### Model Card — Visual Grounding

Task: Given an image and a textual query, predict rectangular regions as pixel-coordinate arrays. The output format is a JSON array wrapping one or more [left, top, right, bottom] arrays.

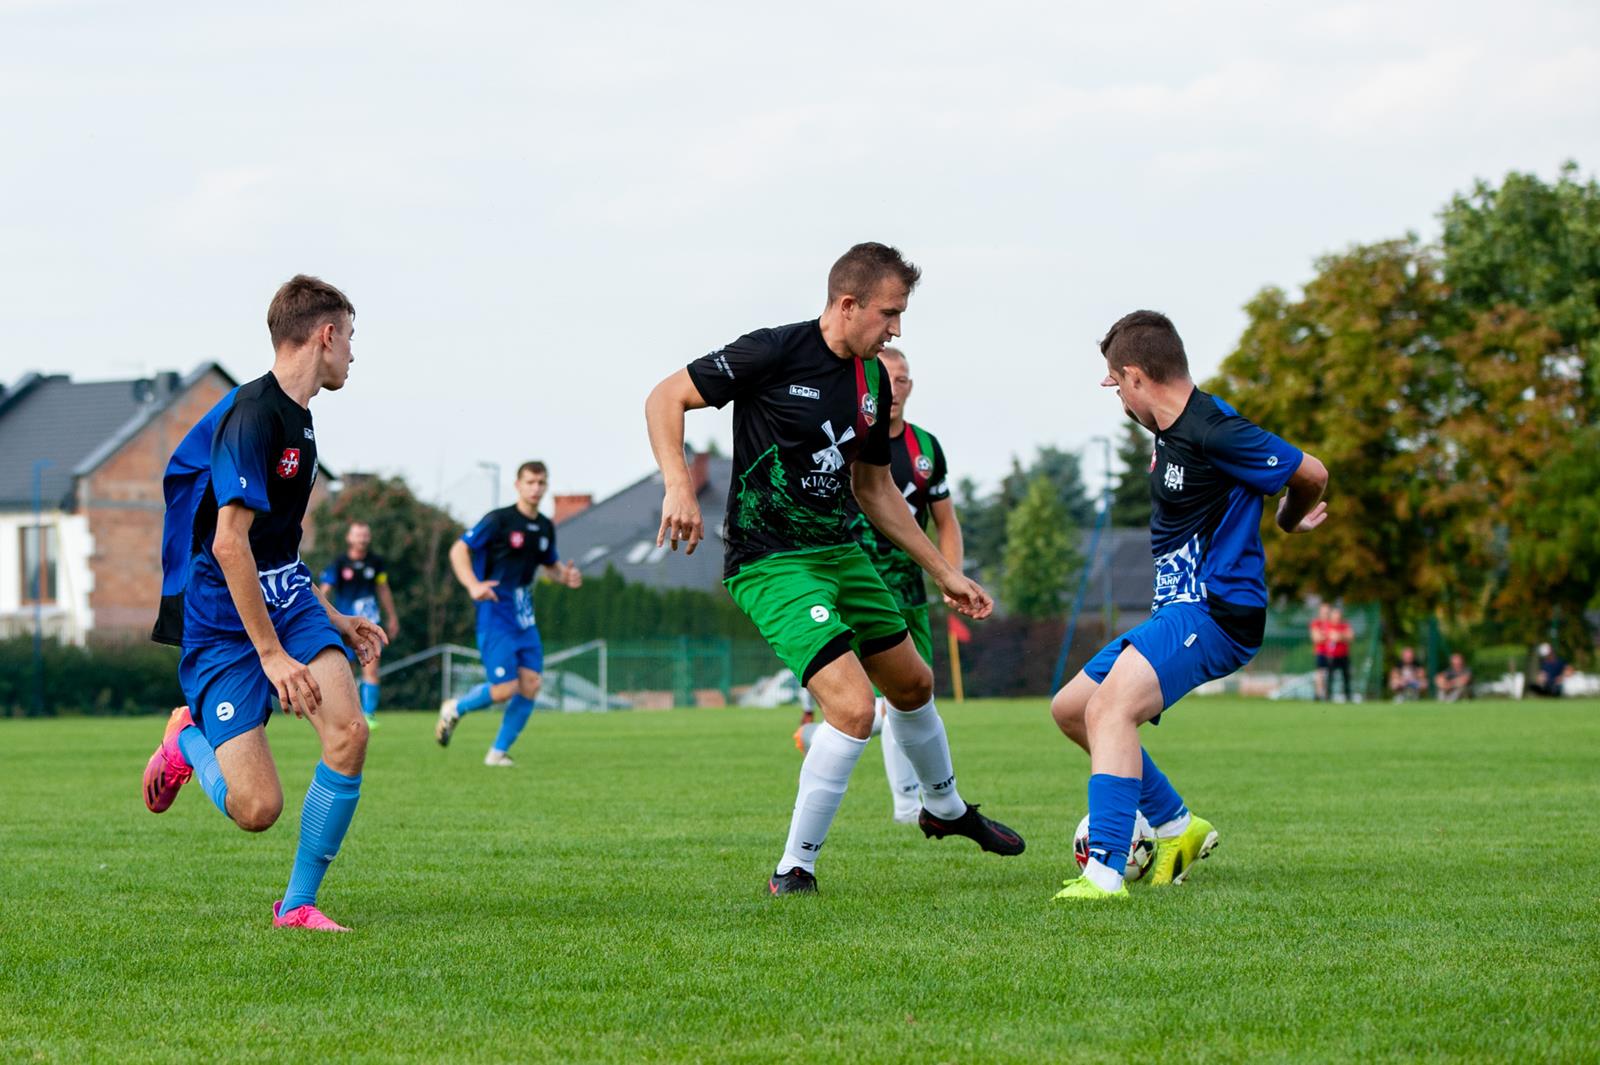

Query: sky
[[3, 1, 1597, 520]]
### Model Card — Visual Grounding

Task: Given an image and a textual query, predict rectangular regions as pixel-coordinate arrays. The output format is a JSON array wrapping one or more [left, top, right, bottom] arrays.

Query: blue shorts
[[479, 623, 543, 683], [178, 599, 347, 747], [1084, 601, 1258, 719]]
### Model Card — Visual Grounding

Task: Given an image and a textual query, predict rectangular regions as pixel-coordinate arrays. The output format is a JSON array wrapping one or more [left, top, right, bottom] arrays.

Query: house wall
[[79, 369, 331, 642], [0, 510, 92, 644]]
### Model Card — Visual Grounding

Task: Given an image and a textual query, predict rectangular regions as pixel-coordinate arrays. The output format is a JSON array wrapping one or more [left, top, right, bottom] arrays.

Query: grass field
[[3, 697, 1598, 1063]]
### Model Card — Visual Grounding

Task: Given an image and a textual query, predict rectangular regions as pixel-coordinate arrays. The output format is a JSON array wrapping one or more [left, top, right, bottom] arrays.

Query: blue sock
[[359, 682, 379, 716], [177, 726, 230, 818], [457, 682, 494, 713], [1087, 773, 1142, 873], [1139, 748, 1187, 828], [493, 695, 534, 754], [282, 762, 362, 912]]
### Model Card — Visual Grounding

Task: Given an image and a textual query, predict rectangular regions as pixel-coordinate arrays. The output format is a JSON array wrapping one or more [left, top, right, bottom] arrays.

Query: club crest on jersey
[[1148, 448, 1157, 473], [914, 455, 933, 475], [509, 531, 526, 549], [277, 448, 301, 479], [1164, 462, 1185, 492], [860, 392, 878, 426], [341, 567, 354, 581]]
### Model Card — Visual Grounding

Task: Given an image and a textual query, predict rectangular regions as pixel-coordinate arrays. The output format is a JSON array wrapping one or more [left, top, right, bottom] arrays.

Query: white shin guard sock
[[886, 699, 965, 819], [877, 704, 923, 818], [778, 722, 868, 874]]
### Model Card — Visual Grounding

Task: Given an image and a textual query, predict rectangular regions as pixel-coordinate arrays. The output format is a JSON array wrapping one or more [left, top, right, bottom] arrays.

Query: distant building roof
[[0, 367, 221, 509], [557, 452, 733, 592], [1082, 525, 1157, 611]]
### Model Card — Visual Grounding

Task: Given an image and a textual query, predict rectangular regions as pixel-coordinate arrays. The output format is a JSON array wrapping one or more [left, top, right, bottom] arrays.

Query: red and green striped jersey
[[687, 319, 892, 577]]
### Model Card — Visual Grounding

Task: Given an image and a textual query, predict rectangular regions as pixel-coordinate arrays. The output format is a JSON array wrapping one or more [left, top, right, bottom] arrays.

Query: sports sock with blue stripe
[[456, 682, 493, 713], [359, 682, 379, 716], [493, 695, 534, 753], [177, 725, 230, 818], [281, 761, 362, 912], [1086, 773, 1141, 885], [1139, 747, 1187, 829]]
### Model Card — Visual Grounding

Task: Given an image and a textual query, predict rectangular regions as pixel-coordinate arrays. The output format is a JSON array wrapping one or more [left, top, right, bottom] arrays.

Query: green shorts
[[725, 543, 910, 683], [902, 603, 933, 667]]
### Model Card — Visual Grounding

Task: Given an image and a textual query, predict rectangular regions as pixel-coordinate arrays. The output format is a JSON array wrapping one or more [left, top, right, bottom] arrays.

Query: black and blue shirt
[[461, 506, 559, 632], [153, 372, 319, 646], [1145, 389, 1302, 647], [320, 553, 387, 623]]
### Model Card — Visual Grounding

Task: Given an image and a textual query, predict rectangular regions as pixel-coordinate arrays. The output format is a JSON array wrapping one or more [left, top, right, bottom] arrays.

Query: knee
[[519, 674, 542, 701], [830, 698, 876, 739], [1084, 688, 1135, 731], [322, 714, 369, 775], [233, 792, 283, 833], [880, 663, 933, 710], [1050, 687, 1085, 734]]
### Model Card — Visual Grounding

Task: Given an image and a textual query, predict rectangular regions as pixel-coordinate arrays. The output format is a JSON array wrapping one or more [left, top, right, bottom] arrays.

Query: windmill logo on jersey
[[811, 420, 855, 475], [277, 448, 300, 479]]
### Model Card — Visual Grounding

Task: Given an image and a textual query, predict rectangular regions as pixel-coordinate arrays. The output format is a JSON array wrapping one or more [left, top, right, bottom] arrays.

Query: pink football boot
[[272, 901, 352, 933], [142, 706, 196, 813]]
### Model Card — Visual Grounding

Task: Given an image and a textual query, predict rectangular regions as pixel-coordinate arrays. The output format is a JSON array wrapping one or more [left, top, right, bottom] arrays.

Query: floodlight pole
[[477, 461, 500, 510]]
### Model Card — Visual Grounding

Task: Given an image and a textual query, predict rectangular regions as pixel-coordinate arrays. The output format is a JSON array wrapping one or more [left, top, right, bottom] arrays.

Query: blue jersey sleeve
[[1203, 414, 1302, 496], [210, 401, 275, 512], [462, 512, 497, 551]]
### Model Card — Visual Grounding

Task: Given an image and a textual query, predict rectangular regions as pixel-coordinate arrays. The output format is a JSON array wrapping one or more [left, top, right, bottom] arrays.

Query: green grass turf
[[2, 698, 1598, 1063]]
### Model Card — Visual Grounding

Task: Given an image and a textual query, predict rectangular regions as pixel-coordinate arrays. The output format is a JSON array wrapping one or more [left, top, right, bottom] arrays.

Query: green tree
[[1110, 420, 1153, 527], [1001, 476, 1081, 620]]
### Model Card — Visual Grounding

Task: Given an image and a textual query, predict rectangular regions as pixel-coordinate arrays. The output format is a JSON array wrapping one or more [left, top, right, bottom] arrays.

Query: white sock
[[878, 704, 922, 818], [1154, 811, 1191, 839], [777, 722, 867, 874], [1083, 857, 1124, 892], [870, 695, 886, 737], [885, 698, 965, 820]]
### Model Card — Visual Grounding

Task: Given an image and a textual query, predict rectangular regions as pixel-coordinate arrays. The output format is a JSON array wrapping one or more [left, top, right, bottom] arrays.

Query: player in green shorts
[[645, 242, 1024, 896], [790, 346, 966, 825]]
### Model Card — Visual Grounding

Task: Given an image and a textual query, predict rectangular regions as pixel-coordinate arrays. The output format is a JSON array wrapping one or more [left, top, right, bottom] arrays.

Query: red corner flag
[[948, 614, 972, 644]]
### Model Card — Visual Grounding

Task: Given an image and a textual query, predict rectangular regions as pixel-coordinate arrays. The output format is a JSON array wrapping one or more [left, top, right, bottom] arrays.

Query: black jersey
[[687, 319, 891, 577], [461, 505, 559, 632], [847, 423, 951, 609], [154, 371, 320, 645], [1146, 389, 1302, 646], [320, 552, 387, 620]]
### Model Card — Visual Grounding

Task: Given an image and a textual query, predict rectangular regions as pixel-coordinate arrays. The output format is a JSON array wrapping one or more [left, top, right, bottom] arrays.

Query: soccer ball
[[1073, 812, 1157, 882]]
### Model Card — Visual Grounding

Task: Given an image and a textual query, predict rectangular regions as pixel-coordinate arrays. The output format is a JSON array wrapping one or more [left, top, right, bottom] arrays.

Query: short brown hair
[[267, 274, 354, 350], [879, 346, 909, 370], [1100, 310, 1189, 383], [827, 242, 921, 306], [517, 461, 548, 479]]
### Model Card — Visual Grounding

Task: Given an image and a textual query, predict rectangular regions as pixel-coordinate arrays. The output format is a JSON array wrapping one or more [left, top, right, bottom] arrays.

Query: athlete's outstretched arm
[[212, 502, 324, 715], [853, 462, 992, 619], [1276, 451, 1329, 533], [928, 496, 965, 575], [645, 368, 710, 554], [541, 561, 583, 588], [449, 539, 498, 601]]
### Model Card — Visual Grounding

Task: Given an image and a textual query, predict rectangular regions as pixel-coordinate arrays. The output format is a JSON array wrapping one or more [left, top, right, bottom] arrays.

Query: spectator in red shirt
[[1326, 607, 1354, 702], [1309, 603, 1332, 701]]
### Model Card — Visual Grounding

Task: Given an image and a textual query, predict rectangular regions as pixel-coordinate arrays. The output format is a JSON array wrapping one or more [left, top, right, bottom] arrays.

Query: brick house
[[0, 364, 331, 644]]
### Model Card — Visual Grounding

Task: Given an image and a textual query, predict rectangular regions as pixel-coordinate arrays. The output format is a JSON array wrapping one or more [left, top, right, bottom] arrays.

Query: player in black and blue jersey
[[1051, 310, 1329, 902], [140, 275, 386, 932], [434, 461, 582, 766], [319, 521, 399, 728]]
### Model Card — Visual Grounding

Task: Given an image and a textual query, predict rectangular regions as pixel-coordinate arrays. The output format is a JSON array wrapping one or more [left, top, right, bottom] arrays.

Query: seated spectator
[[1434, 653, 1472, 702], [1389, 647, 1426, 701], [1529, 643, 1574, 698]]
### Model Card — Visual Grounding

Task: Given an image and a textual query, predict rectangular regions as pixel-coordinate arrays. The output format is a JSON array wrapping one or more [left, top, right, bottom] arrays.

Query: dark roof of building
[[0, 366, 220, 509], [1078, 525, 1156, 611], [556, 454, 734, 592]]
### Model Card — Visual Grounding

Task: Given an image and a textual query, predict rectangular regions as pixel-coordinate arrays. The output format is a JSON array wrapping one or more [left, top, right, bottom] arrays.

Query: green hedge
[[0, 637, 183, 717]]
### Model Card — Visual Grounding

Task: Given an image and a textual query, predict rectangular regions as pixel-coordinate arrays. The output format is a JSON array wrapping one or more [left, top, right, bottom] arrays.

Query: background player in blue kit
[[435, 461, 582, 766], [140, 275, 386, 932], [319, 521, 400, 728], [1050, 310, 1328, 902]]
